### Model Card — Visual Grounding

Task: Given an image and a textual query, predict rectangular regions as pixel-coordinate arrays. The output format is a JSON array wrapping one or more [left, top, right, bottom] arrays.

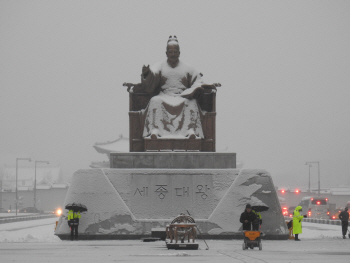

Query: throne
[[125, 83, 219, 152]]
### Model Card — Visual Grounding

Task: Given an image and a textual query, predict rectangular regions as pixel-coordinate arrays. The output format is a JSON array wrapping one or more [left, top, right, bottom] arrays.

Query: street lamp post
[[305, 163, 312, 193], [16, 158, 31, 216], [34, 161, 49, 209], [305, 161, 320, 196]]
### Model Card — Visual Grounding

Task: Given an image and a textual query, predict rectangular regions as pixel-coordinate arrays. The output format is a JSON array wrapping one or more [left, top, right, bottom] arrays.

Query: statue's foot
[[150, 129, 160, 139], [186, 129, 196, 139], [189, 134, 196, 139]]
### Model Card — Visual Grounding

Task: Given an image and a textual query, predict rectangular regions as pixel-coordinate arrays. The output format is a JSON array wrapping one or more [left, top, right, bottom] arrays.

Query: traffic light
[[295, 189, 300, 194]]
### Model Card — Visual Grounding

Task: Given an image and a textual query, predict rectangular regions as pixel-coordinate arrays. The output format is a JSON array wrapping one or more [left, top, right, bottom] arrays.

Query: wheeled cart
[[242, 231, 262, 250]]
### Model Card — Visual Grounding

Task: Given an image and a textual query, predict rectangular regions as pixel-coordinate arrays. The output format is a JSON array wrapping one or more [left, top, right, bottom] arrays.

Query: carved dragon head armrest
[[201, 83, 221, 93], [123, 82, 145, 93]]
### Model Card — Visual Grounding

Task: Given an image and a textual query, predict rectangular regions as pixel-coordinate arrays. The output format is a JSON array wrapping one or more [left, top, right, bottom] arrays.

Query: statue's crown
[[167, 35, 178, 45]]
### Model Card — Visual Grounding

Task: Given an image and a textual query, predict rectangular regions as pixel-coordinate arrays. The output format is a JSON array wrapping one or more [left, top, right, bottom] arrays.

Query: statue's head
[[166, 36, 180, 67]]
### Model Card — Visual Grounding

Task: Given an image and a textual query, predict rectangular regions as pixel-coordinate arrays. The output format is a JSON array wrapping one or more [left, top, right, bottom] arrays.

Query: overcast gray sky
[[1, 0, 349, 189]]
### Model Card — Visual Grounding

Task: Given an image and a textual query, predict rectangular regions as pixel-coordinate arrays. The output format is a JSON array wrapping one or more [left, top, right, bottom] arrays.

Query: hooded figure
[[240, 204, 258, 231], [293, 205, 307, 241]]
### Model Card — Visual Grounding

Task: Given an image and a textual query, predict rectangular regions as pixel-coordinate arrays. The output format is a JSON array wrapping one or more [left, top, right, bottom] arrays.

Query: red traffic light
[[295, 189, 300, 193], [281, 189, 285, 194]]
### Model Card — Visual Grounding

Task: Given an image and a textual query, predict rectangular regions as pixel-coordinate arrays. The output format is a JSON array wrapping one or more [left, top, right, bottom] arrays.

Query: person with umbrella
[[252, 205, 268, 231], [65, 203, 87, 241], [67, 209, 80, 240]]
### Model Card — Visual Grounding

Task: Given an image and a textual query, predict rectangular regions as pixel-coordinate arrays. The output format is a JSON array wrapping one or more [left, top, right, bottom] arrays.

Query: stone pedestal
[[55, 153, 288, 240], [110, 152, 236, 169]]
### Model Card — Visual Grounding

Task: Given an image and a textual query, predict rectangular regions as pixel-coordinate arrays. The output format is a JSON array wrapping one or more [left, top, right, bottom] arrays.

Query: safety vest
[[253, 210, 262, 219], [67, 210, 81, 221]]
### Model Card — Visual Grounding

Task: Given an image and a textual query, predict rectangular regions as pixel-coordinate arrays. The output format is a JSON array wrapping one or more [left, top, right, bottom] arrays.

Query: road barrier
[[303, 218, 343, 225], [285, 217, 343, 226], [0, 214, 57, 224]]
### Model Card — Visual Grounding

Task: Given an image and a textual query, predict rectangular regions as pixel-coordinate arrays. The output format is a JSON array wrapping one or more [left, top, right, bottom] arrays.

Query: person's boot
[[343, 236, 346, 239]]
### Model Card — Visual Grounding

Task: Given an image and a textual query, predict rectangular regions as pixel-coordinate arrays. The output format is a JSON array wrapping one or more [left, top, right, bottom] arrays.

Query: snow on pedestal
[[55, 168, 288, 240]]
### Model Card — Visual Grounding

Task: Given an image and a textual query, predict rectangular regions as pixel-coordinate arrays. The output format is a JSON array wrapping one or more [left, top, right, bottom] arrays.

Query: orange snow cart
[[242, 231, 262, 250]]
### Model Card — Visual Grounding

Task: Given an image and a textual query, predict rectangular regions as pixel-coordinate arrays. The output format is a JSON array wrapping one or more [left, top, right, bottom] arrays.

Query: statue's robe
[[140, 60, 204, 139]]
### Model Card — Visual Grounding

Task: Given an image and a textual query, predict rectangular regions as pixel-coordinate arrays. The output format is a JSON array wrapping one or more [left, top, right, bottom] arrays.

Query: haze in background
[[1, 0, 349, 188]]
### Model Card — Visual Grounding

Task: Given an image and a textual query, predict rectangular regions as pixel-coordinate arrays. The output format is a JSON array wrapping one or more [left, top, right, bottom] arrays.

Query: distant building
[[0, 164, 68, 211], [1, 165, 64, 191], [90, 134, 129, 168]]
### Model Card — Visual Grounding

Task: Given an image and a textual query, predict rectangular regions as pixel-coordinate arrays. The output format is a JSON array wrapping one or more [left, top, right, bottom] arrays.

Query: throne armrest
[[197, 90, 216, 112], [191, 83, 219, 112], [124, 82, 156, 111], [123, 82, 147, 93], [129, 92, 154, 111]]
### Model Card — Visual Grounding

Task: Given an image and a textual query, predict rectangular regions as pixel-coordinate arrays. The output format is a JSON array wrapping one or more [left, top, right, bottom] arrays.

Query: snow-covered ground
[[0, 218, 60, 243], [0, 212, 37, 218], [1, 218, 349, 262]]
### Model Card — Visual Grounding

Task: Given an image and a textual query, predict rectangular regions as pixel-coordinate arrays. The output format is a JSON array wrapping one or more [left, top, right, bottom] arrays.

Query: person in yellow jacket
[[293, 206, 307, 241], [67, 210, 81, 240], [252, 210, 262, 231]]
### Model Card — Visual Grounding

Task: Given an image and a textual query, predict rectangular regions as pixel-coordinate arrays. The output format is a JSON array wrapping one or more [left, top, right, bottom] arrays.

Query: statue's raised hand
[[142, 65, 150, 76]]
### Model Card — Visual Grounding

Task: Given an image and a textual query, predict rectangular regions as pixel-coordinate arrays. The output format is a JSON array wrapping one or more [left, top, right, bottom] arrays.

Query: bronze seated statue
[[124, 36, 220, 152]]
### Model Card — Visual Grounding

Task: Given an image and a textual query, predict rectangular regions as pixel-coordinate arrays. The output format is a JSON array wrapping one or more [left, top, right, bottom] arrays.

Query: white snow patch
[[250, 196, 269, 207], [0, 218, 60, 243], [99, 223, 137, 234], [208, 170, 264, 231]]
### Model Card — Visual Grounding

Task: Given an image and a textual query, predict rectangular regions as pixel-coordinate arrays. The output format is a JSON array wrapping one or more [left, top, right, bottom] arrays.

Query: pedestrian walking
[[338, 207, 349, 239]]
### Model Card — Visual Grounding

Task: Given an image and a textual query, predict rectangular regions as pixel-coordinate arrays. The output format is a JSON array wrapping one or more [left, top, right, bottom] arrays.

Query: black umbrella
[[65, 203, 87, 212], [252, 205, 269, 212]]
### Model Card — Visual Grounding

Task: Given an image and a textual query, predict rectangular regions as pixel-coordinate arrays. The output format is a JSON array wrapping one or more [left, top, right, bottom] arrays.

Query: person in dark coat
[[240, 204, 258, 231], [338, 207, 349, 239]]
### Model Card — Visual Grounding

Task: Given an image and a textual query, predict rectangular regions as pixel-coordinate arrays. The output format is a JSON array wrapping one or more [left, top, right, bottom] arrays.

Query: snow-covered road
[[0, 218, 349, 263]]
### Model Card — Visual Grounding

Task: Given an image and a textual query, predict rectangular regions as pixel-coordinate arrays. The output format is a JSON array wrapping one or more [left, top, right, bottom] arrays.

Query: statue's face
[[166, 45, 180, 64]]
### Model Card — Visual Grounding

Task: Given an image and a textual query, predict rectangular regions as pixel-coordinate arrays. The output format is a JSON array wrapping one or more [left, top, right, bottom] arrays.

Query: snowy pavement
[[0, 218, 349, 262], [0, 212, 36, 218]]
